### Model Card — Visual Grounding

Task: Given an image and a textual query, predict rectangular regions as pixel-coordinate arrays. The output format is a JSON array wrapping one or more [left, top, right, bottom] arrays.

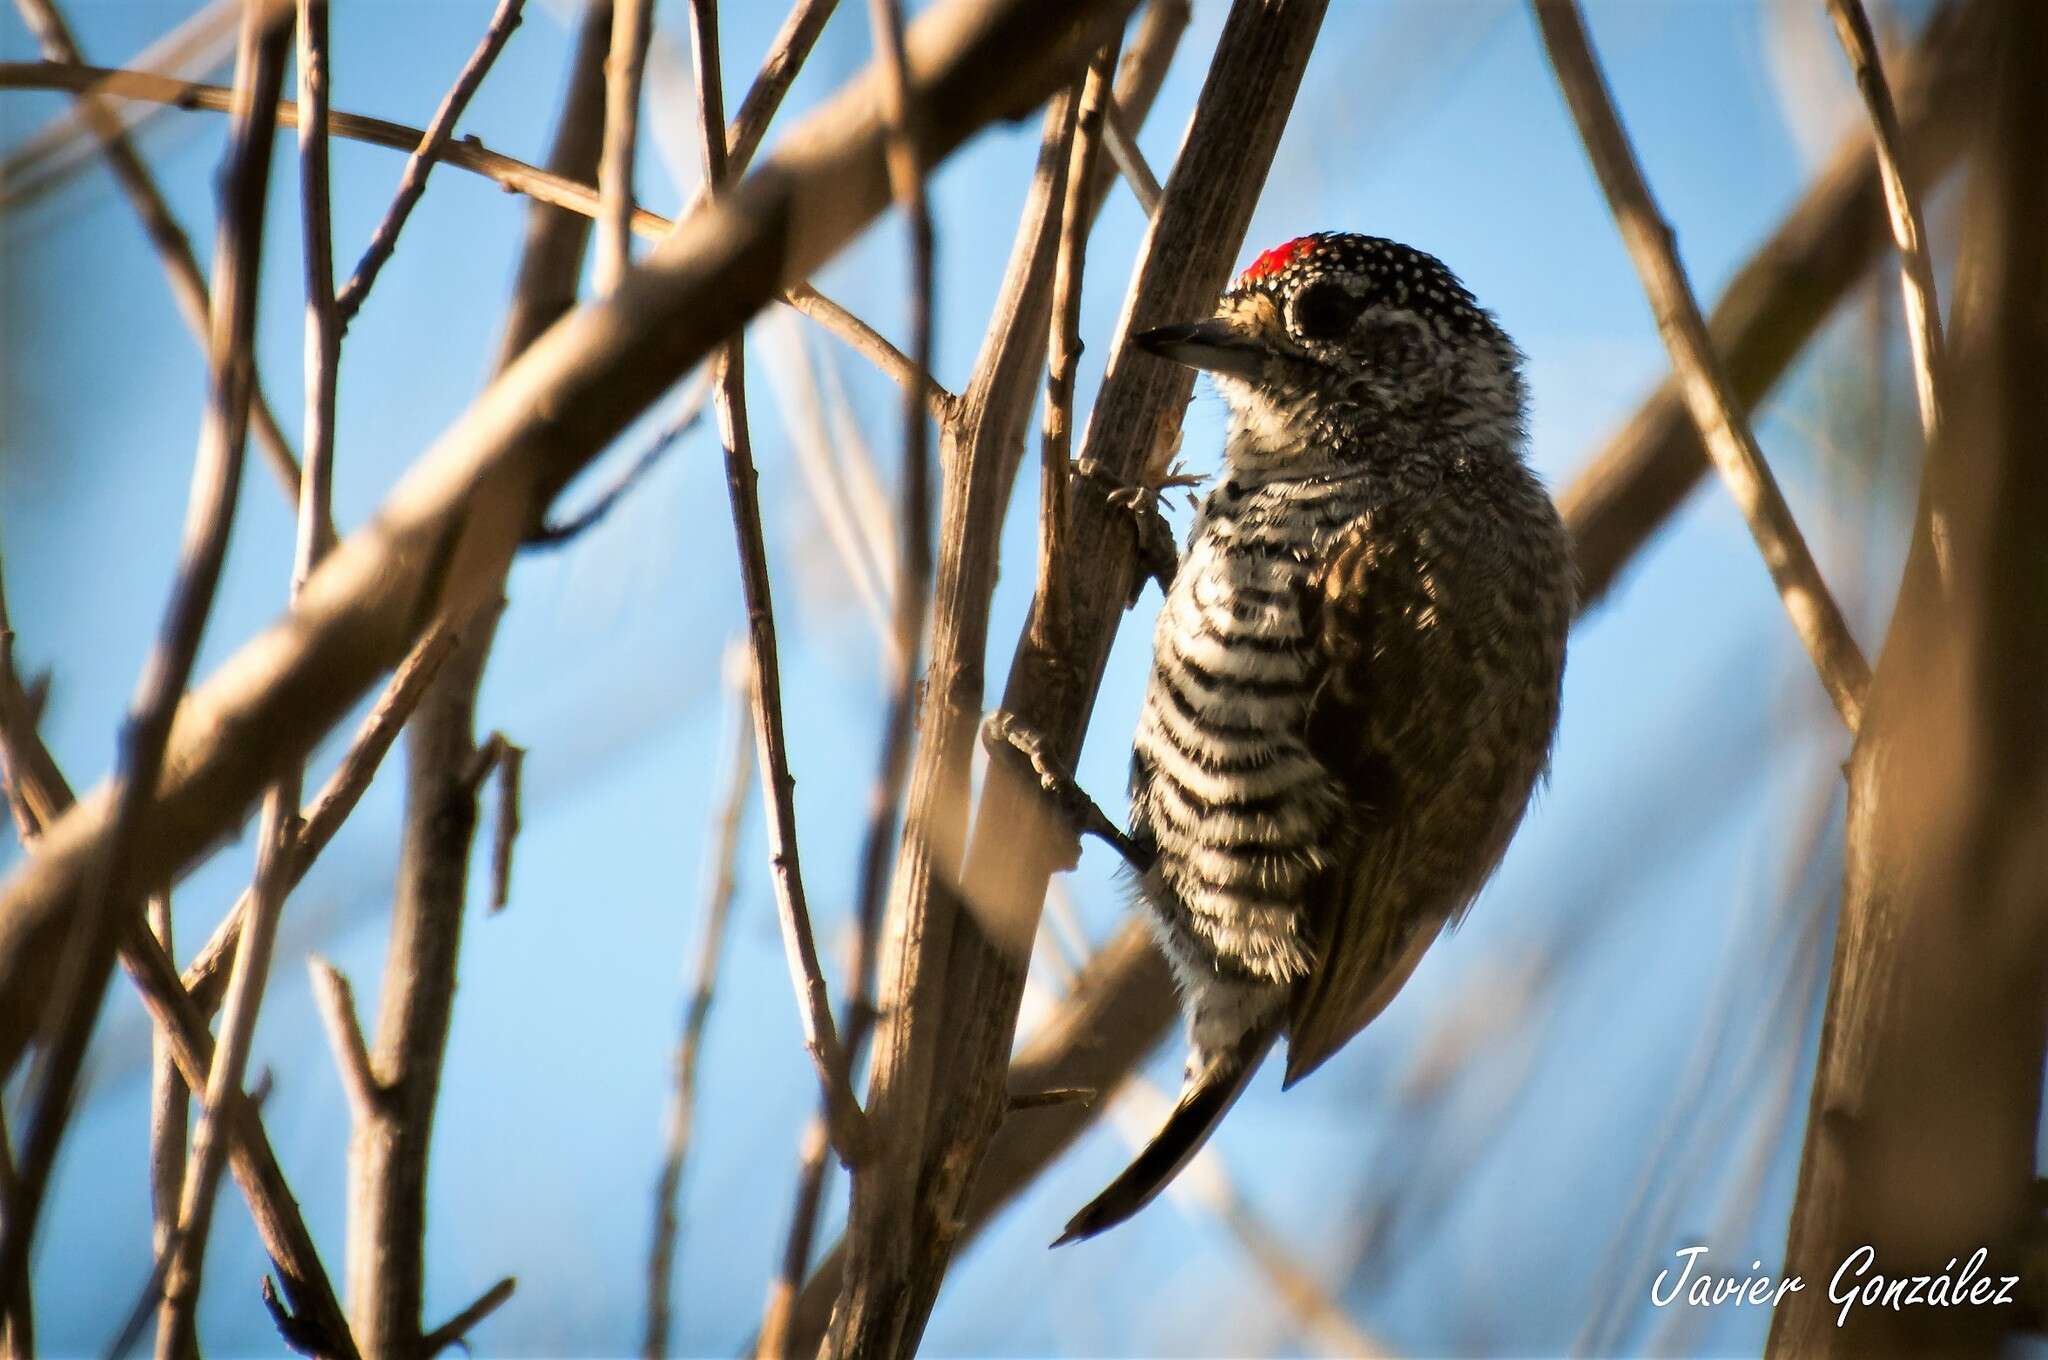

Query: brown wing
[[1282, 516, 1438, 1087]]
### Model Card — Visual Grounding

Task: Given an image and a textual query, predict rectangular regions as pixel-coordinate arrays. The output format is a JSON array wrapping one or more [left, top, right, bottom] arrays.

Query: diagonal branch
[[7, 0, 308, 514], [0, 4, 290, 1314], [1532, 0, 1871, 729], [1825, 0, 1946, 449], [333, 0, 525, 325], [781, 284, 956, 421]]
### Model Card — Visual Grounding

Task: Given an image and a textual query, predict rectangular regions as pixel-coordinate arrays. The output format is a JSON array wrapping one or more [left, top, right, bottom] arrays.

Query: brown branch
[[0, 6, 289, 1314], [141, 893, 187, 1360], [529, 371, 714, 547], [828, 5, 1323, 1351], [308, 956, 379, 1123], [718, 0, 841, 187], [1768, 2, 2048, 1351], [781, 284, 956, 422], [597, 0, 653, 294], [644, 645, 752, 1360], [333, 0, 525, 325], [1533, 0, 1871, 728], [420, 1277, 516, 1358], [1034, 46, 1117, 651], [0, 1106, 25, 1359], [180, 621, 462, 1015], [1101, 94, 1161, 215], [486, 740, 522, 913], [689, 0, 871, 1168], [1825, 0, 1947, 449], [6, 0, 308, 516], [295, 0, 338, 586]]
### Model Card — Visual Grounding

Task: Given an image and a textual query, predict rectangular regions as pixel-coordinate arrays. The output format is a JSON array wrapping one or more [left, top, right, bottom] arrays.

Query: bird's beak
[[1132, 318, 1269, 381]]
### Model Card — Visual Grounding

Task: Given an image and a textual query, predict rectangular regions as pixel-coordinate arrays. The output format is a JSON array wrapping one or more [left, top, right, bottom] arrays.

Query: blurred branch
[[597, 0, 652, 294], [689, 0, 872, 1169], [344, 3, 607, 1351], [1769, 2, 2048, 1351], [308, 957, 379, 1123], [681, 0, 842, 219], [527, 371, 714, 548], [334, 0, 525, 326], [0, 5, 289, 1317], [1034, 45, 1117, 650], [5, 0, 308, 515], [781, 284, 957, 422], [420, 1276, 516, 1358], [644, 645, 752, 1360], [1825, 0, 1946, 450], [1559, 0, 1984, 608], [829, 5, 1324, 1351], [1533, 0, 1871, 729], [180, 621, 461, 1013], [1101, 95, 1161, 216]]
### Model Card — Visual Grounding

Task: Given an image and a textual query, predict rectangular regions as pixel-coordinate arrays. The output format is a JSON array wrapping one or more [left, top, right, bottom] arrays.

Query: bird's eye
[[1287, 281, 1361, 342]]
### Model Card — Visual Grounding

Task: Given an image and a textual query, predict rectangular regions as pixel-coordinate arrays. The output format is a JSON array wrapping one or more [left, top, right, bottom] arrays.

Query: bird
[[1057, 232, 1574, 1244]]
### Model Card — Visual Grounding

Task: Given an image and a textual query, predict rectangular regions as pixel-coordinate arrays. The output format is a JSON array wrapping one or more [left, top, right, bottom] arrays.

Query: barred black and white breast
[[1061, 232, 1574, 1244]]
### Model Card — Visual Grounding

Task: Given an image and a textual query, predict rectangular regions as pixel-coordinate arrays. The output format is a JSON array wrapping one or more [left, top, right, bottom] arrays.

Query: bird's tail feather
[[1053, 1025, 1279, 1246]]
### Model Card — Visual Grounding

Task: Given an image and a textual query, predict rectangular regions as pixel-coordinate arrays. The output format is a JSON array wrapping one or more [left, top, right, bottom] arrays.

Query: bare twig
[[1035, 45, 1118, 650], [295, 0, 339, 577], [1533, 0, 1872, 728], [140, 894, 186, 1360], [0, 5, 289, 1311], [644, 644, 752, 1360], [681, 0, 842, 219], [757, 1116, 832, 1359], [781, 284, 956, 422], [687, 0, 871, 1167], [528, 372, 714, 547], [1825, 0, 1946, 448], [1101, 94, 1162, 216], [308, 956, 379, 1122], [334, 0, 526, 325], [597, 0, 653, 294], [487, 741, 522, 913], [6, 0, 307, 512], [420, 1276, 516, 1357], [180, 621, 462, 1015]]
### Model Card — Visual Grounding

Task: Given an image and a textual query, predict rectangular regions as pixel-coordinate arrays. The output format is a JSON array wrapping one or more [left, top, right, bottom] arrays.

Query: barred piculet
[[1060, 233, 1575, 1243]]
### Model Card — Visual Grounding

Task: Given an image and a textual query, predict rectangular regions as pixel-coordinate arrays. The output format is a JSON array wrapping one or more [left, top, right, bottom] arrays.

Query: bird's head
[[1134, 232, 1525, 471]]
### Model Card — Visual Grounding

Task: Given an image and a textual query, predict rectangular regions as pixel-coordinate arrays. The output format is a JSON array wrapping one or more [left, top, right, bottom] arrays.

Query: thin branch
[[6, 1, 308, 514], [718, 0, 841, 186], [1532, 0, 1872, 729], [333, 0, 525, 326], [486, 740, 522, 912], [597, 0, 653, 294], [295, 0, 339, 577], [781, 284, 956, 422], [644, 643, 752, 1360], [1101, 94, 1161, 216], [0, 6, 289, 1312], [308, 956, 379, 1122], [1825, 0, 1946, 448], [1034, 45, 1118, 651], [420, 1277, 516, 1358], [527, 372, 714, 547], [757, 1116, 831, 1360], [180, 620, 462, 1015], [143, 892, 190, 1360], [688, 0, 871, 1167]]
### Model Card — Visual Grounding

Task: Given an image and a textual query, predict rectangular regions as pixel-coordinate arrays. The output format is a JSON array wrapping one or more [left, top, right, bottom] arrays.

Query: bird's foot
[[980, 711, 1157, 876], [1072, 457, 1201, 602]]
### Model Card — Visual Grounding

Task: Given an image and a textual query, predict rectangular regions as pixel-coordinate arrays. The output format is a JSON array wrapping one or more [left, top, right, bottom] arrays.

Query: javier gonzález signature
[[1650, 1245, 2020, 1327]]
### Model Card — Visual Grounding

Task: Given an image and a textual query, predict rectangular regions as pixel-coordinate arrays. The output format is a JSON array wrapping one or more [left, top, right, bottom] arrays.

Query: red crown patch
[[1239, 235, 1317, 285]]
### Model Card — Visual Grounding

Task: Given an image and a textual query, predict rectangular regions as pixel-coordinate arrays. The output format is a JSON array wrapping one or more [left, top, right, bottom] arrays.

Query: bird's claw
[[1072, 457, 1199, 603], [980, 711, 1156, 875]]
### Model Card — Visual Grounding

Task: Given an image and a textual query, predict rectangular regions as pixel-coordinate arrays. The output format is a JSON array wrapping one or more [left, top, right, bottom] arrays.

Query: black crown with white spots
[[1227, 232, 1488, 336]]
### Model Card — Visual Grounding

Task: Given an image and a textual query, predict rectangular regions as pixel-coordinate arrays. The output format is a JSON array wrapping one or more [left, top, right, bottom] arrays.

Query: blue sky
[[2, 1, 1941, 1354]]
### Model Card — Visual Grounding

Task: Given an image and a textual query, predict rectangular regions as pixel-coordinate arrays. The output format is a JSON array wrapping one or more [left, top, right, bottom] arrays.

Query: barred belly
[[1131, 473, 1369, 990]]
